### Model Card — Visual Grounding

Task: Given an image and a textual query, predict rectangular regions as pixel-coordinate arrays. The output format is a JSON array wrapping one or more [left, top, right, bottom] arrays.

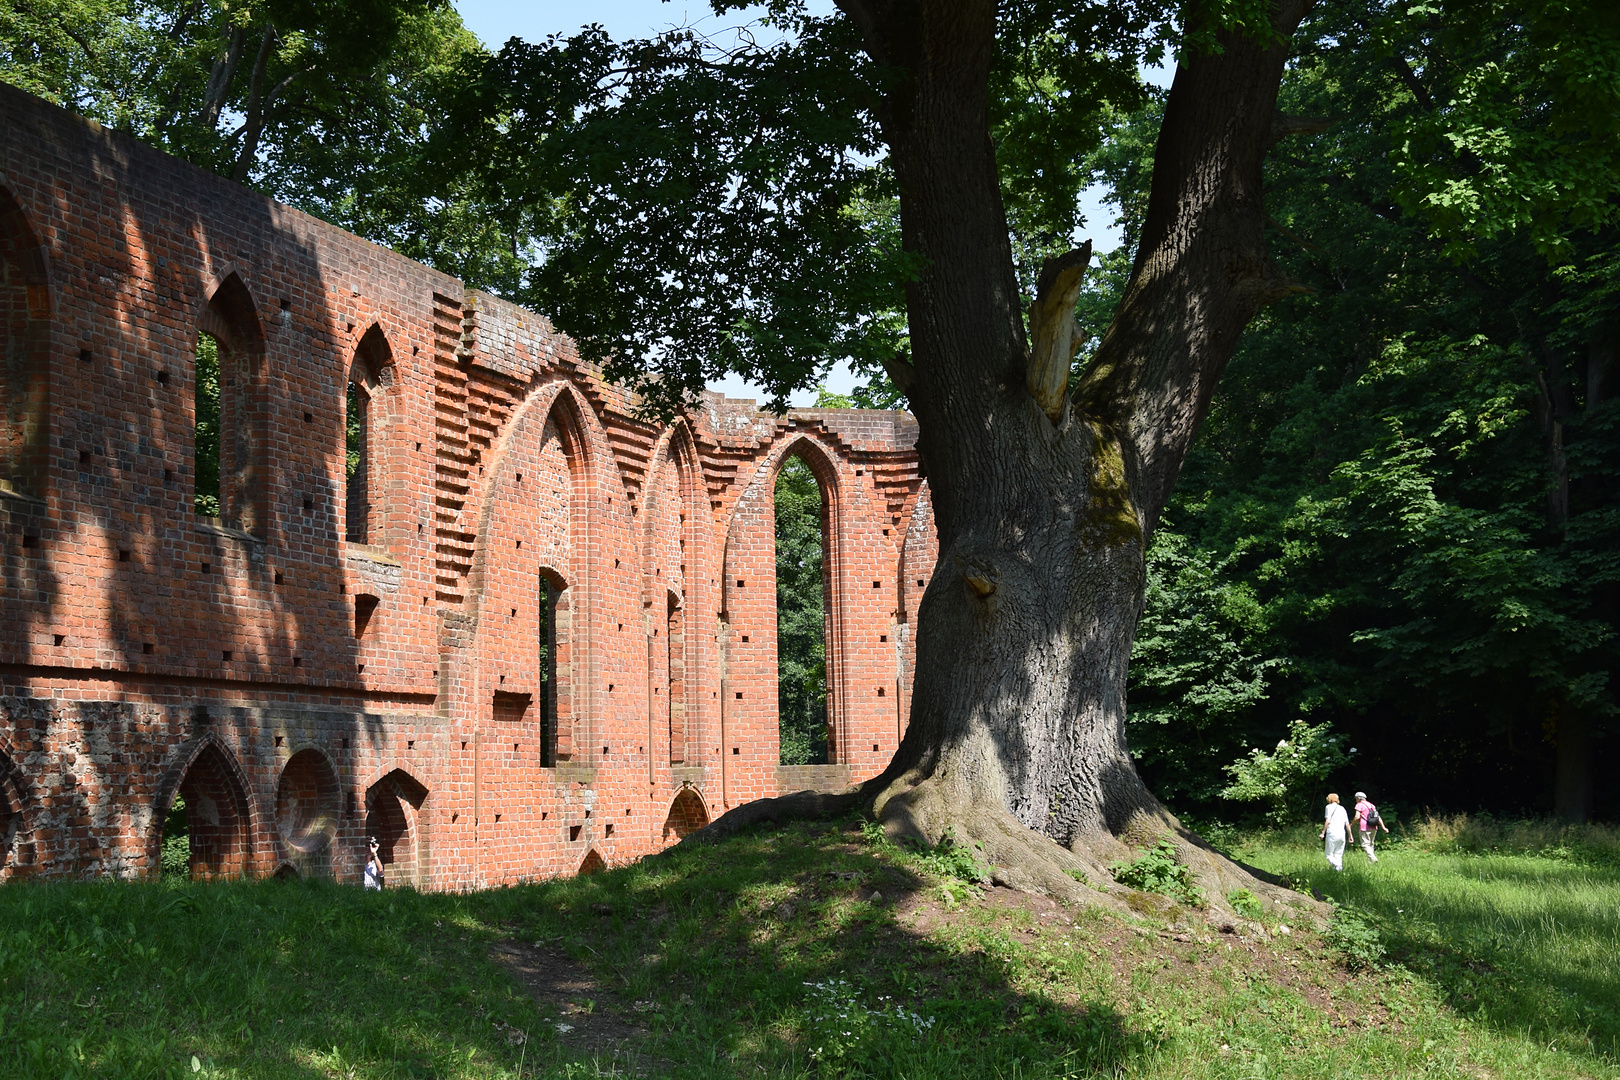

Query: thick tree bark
[[705, 0, 1317, 910]]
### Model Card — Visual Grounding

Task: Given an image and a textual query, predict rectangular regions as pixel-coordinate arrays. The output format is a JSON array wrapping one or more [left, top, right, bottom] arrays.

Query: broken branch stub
[[1026, 242, 1092, 422]]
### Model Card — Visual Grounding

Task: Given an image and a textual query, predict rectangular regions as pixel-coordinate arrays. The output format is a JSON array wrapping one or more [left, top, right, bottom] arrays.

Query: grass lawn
[[0, 816, 1614, 1079]]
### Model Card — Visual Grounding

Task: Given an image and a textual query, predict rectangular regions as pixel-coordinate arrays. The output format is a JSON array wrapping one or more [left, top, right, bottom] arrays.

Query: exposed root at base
[[683, 775, 1325, 925]]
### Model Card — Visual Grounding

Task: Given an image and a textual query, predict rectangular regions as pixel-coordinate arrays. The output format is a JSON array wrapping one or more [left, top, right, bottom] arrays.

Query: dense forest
[[6, 0, 1614, 823]]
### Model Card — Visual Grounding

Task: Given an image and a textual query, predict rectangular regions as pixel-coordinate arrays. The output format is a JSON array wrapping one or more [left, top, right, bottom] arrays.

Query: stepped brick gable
[[0, 85, 935, 887]]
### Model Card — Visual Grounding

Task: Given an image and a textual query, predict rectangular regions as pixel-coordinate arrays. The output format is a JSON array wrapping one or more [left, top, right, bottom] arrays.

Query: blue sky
[[450, 2, 1137, 405]]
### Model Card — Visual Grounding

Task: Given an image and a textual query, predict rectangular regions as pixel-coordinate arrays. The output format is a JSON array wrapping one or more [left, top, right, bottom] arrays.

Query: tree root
[[684, 772, 1325, 925]]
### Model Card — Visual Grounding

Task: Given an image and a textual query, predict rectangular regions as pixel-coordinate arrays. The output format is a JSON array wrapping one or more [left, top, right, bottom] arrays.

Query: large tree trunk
[[706, 0, 1317, 910]]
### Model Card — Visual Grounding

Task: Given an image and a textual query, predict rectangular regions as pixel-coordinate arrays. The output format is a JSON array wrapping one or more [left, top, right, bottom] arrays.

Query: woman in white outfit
[[1322, 793, 1351, 871]]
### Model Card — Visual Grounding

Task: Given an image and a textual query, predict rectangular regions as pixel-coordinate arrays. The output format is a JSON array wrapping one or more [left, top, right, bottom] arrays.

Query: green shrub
[[1109, 838, 1206, 908], [1324, 904, 1386, 972], [1219, 718, 1351, 826], [1227, 887, 1263, 919]]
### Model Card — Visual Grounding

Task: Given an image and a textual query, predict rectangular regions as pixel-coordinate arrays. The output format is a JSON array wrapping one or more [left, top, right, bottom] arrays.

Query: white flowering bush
[[803, 977, 935, 1065]]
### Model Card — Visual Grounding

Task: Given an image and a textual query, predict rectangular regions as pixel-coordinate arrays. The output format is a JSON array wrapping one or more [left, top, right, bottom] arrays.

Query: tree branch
[[1025, 242, 1091, 422], [1074, 0, 1316, 534]]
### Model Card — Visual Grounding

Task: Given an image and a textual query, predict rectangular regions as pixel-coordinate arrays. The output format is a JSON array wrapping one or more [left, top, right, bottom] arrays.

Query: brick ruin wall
[[0, 84, 938, 888]]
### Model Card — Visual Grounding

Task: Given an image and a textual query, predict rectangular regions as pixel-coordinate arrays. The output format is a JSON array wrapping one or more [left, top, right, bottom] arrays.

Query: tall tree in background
[[1122, 0, 1620, 824], [0, 0, 523, 289]]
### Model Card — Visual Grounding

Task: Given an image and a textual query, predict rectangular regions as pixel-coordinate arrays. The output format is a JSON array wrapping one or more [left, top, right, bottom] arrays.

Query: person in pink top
[[1353, 792, 1388, 863]]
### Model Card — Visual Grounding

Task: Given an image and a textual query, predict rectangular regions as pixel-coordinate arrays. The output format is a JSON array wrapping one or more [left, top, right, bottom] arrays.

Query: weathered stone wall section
[[0, 84, 934, 888]]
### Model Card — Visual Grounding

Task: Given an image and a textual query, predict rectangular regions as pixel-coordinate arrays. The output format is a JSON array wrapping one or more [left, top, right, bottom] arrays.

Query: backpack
[[1364, 805, 1380, 828]]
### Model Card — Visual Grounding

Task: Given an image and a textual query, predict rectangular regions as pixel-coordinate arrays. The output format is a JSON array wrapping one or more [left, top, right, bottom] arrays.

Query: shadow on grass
[[465, 817, 1156, 1078], [0, 819, 1158, 1079], [1261, 850, 1620, 1066], [0, 876, 587, 1079]]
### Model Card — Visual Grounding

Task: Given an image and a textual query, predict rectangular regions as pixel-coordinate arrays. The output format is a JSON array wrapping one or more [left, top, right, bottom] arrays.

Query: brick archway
[[0, 740, 30, 878], [159, 738, 255, 880], [365, 768, 428, 888], [661, 788, 709, 845]]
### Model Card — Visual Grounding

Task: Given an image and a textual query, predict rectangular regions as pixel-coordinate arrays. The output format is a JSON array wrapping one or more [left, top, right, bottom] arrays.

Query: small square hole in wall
[[510, 608, 516, 617], [407, 740, 415, 750], [303, 412, 313, 423], [883, 528, 890, 536], [302, 497, 314, 513], [873, 744, 880, 752], [607, 684, 614, 692], [53, 634, 64, 647], [515, 540, 521, 549], [118, 548, 130, 562], [341, 737, 350, 749], [79, 348, 92, 364], [414, 441, 421, 451], [221, 650, 232, 661], [625, 808, 632, 816], [877, 687, 886, 697], [873, 580, 881, 589], [292, 656, 301, 667], [164, 468, 173, 482], [274, 571, 283, 585], [735, 691, 743, 699], [613, 558, 619, 568], [741, 635, 750, 642], [602, 746, 609, 755], [157, 370, 169, 386], [143, 642, 154, 654], [515, 472, 522, 483], [451, 812, 459, 823], [79, 449, 91, 465], [736, 579, 745, 588], [357, 663, 365, 673], [494, 813, 501, 823], [274, 735, 284, 747], [879, 634, 888, 642], [605, 823, 614, 837], [732, 747, 740, 755], [917, 579, 924, 587], [541, 811, 548, 820], [22, 534, 39, 549], [279, 298, 291, 312], [200, 562, 211, 574], [584, 810, 592, 819], [513, 743, 519, 752], [570, 825, 582, 841]]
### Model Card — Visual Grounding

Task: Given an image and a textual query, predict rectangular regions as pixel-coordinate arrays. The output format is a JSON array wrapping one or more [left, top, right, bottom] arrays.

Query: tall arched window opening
[[346, 327, 391, 545], [667, 593, 686, 764], [775, 454, 830, 764], [195, 275, 266, 532], [193, 333, 222, 516], [0, 184, 51, 499], [539, 573, 567, 767]]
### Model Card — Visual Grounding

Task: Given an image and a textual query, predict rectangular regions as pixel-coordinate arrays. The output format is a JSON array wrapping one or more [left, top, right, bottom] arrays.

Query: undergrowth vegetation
[[0, 814, 1614, 1078]]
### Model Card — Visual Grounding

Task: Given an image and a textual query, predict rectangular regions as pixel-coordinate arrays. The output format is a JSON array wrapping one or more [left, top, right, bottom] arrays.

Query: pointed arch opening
[[0, 183, 52, 499], [775, 448, 835, 765], [365, 769, 428, 889], [346, 326, 393, 545], [0, 748, 26, 878], [159, 742, 253, 880], [196, 274, 267, 532], [661, 788, 709, 845], [577, 848, 607, 876]]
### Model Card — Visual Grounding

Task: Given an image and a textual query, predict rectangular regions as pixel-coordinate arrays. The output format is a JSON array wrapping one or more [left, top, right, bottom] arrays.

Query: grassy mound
[[0, 815, 1615, 1078]]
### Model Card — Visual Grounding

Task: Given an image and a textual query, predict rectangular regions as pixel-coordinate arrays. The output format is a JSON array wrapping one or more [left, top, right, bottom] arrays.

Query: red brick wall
[[0, 83, 936, 889]]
